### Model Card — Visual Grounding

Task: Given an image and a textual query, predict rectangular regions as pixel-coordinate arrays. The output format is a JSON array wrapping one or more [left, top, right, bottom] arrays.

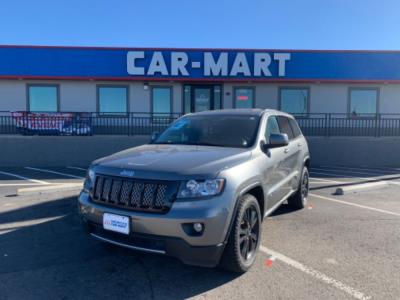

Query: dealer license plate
[[103, 213, 130, 235]]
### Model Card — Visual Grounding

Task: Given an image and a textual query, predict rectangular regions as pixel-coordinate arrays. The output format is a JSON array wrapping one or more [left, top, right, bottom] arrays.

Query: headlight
[[177, 179, 225, 198], [83, 168, 96, 192]]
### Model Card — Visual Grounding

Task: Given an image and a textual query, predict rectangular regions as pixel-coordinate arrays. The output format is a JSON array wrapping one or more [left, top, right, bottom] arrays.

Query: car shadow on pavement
[[269, 203, 299, 217], [0, 196, 240, 300]]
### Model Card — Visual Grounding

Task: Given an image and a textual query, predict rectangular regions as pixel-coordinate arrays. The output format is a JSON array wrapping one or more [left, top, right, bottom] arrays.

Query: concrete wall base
[[307, 137, 400, 167], [0, 135, 150, 167], [1, 135, 399, 167]]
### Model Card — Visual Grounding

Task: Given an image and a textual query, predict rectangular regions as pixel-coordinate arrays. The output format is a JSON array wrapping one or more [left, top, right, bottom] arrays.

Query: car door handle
[[284, 148, 289, 153], [297, 143, 302, 147]]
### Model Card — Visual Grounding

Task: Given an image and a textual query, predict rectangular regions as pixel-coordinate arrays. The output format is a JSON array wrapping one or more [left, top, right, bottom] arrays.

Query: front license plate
[[103, 213, 130, 235]]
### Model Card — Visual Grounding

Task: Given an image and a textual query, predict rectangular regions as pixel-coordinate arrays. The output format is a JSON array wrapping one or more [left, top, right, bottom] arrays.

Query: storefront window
[[152, 86, 171, 117], [234, 87, 254, 108], [349, 88, 378, 116], [98, 86, 128, 115], [280, 88, 309, 116], [28, 85, 58, 112]]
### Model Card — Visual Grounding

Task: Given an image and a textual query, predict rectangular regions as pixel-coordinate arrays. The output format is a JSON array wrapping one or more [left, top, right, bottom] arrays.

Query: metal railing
[[0, 111, 400, 137], [296, 113, 400, 137], [0, 111, 182, 136]]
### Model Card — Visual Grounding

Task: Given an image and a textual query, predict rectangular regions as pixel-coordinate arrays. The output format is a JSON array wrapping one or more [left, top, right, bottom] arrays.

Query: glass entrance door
[[194, 87, 211, 112], [183, 85, 222, 113]]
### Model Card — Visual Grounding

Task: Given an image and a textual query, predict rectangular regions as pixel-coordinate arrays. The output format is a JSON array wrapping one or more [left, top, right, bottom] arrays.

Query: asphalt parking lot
[[0, 165, 399, 300]]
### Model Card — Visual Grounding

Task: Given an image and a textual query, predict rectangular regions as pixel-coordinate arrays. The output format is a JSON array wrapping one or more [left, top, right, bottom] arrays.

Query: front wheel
[[220, 194, 262, 273], [288, 166, 309, 209]]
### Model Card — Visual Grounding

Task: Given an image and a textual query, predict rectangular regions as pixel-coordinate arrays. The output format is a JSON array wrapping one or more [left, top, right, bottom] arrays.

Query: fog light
[[193, 223, 203, 233]]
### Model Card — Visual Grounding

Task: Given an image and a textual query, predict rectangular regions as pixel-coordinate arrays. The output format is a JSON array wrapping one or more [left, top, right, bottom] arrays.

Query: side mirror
[[262, 133, 289, 151], [150, 132, 159, 143]]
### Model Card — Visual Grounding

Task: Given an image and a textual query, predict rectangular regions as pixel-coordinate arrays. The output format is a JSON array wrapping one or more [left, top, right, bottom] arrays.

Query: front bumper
[[78, 191, 233, 267]]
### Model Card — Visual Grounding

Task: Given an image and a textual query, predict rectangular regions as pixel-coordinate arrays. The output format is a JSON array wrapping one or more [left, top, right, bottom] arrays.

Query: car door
[[261, 115, 288, 210], [288, 117, 306, 188], [276, 116, 299, 194]]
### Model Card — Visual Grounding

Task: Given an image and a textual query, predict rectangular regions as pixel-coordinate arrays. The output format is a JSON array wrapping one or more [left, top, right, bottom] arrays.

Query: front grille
[[91, 174, 179, 213]]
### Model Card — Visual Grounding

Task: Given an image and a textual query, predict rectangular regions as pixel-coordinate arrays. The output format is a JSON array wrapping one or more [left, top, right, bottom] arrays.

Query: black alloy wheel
[[239, 205, 260, 261]]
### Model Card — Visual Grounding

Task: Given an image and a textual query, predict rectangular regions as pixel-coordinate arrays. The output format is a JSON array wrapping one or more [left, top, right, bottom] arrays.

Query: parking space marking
[[310, 170, 359, 178], [312, 166, 398, 177], [0, 215, 65, 235], [310, 193, 400, 217], [66, 166, 87, 172], [0, 170, 50, 185], [24, 167, 85, 179], [310, 170, 400, 187], [320, 165, 400, 173], [0, 183, 41, 187], [309, 177, 351, 184], [260, 246, 371, 300]]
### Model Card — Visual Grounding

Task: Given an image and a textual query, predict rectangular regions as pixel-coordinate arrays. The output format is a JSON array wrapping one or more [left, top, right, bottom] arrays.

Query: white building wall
[[0, 80, 27, 111], [0, 80, 399, 115], [60, 81, 96, 111], [379, 84, 400, 114]]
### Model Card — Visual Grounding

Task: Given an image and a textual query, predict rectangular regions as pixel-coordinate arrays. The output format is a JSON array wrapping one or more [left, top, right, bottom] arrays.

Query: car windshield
[[153, 114, 261, 148]]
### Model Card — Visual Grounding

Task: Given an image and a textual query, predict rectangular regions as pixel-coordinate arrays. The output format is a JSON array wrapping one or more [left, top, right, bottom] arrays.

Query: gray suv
[[78, 109, 310, 272]]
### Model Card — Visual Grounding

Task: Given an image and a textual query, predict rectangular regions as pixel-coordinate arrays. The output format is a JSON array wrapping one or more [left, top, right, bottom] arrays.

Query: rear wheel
[[288, 166, 309, 209], [220, 194, 262, 273]]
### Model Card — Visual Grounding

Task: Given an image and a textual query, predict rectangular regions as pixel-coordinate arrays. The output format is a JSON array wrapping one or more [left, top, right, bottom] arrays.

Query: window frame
[[278, 86, 310, 117], [264, 115, 281, 142], [288, 117, 303, 139], [233, 86, 256, 109], [151, 85, 173, 117], [276, 115, 295, 140], [26, 84, 60, 112], [347, 87, 380, 118], [96, 84, 129, 117]]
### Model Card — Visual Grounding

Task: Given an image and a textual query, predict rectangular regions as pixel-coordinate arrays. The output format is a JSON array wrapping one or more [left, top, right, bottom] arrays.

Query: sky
[[0, 0, 399, 50]]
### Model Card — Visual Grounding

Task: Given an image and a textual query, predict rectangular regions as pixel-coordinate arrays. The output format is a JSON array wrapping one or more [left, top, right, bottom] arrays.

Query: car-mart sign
[[1, 46, 400, 82], [127, 51, 290, 77]]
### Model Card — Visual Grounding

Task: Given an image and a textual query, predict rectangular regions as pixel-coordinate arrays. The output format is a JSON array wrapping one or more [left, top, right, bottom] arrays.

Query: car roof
[[185, 109, 293, 118]]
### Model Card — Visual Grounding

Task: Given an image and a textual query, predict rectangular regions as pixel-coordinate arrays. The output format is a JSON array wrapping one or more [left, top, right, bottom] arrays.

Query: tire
[[220, 194, 262, 273], [288, 166, 309, 209]]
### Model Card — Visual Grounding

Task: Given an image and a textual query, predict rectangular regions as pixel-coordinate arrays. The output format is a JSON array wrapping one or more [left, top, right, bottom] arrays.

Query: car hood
[[93, 144, 251, 180]]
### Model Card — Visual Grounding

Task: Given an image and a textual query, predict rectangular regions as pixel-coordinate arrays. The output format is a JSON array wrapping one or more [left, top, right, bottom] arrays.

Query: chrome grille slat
[[91, 175, 176, 213]]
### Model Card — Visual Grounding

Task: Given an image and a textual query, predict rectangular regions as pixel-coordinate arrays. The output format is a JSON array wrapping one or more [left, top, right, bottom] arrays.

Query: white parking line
[[260, 246, 371, 300], [0, 183, 41, 187], [310, 177, 351, 184], [0, 215, 65, 235], [310, 170, 359, 178], [25, 167, 84, 179], [310, 193, 400, 217], [320, 165, 400, 173], [310, 170, 400, 187], [312, 166, 395, 177], [66, 166, 87, 172], [0, 170, 50, 185]]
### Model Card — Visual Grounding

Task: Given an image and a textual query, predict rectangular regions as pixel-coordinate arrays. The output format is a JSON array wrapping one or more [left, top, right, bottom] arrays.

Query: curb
[[333, 181, 389, 195]]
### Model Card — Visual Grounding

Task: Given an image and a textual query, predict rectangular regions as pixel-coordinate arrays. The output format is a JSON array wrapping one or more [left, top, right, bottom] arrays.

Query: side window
[[289, 118, 302, 138], [277, 116, 295, 140], [264, 116, 280, 141]]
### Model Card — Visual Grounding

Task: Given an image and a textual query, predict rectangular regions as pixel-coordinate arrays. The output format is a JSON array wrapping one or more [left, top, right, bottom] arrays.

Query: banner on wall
[[11, 112, 92, 135]]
